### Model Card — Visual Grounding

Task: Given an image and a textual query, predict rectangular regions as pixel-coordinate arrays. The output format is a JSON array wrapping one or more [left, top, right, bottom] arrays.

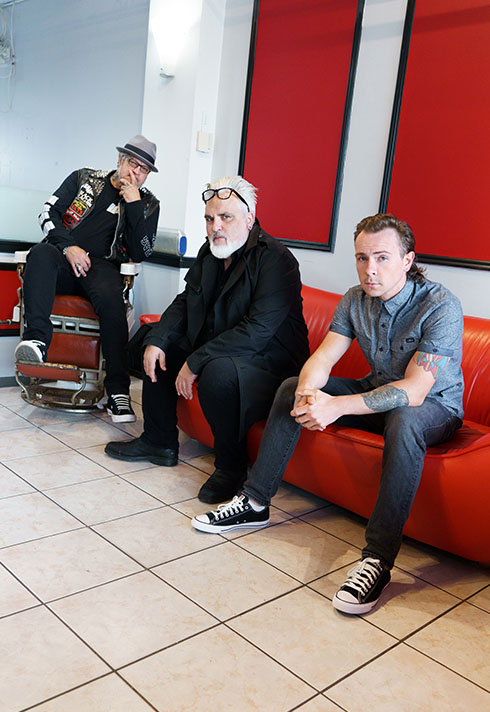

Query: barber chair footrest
[[15, 361, 104, 413]]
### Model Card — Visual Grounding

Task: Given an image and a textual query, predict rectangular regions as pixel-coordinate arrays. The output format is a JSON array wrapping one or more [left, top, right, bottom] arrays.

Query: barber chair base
[[15, 361, 105, 413]]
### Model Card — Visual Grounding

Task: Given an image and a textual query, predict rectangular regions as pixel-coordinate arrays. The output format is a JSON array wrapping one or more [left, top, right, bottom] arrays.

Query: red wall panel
[[387, 0, 490, 264], [243, 0, 360, 247]]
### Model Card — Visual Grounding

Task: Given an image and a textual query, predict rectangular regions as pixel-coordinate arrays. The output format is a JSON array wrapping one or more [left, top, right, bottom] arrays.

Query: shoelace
[[343, 558, 383, 595], [213, 495, 247, 520], [111, 394, 131, 410]]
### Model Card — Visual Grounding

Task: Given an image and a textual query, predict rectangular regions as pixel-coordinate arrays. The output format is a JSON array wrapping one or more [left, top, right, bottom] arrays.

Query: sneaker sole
[[191, 517, 270, 534], [109, 413, 137, 423], [15, 345, 44, 362], [332, 581, 390, 615]]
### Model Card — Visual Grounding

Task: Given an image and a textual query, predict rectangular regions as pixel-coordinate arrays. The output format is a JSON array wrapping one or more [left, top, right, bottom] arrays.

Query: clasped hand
[[290, 389, 340, 431]]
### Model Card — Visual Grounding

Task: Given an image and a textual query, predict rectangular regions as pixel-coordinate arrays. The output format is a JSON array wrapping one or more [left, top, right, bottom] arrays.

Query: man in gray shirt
[[192, 213, 464, 615]]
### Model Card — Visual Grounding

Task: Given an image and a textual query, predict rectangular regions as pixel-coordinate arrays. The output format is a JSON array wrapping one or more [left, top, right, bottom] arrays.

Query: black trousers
[[23, 242, 129, 395], [141, 344, 267, 473]]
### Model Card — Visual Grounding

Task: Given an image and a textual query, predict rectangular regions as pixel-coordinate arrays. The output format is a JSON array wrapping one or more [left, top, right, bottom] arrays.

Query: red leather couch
[[142, 285, 490, 563]]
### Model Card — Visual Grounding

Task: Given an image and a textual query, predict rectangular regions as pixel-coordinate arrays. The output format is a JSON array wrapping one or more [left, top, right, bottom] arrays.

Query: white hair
[[205, 175, 257, 216]]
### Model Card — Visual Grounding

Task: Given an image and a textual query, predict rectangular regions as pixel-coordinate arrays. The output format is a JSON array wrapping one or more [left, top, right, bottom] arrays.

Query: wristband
[[62, 246, 70, 256]]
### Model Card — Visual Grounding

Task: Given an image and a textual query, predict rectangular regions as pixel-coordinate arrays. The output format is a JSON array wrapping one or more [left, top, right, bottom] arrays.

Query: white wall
[[0, 0, 150, 205]]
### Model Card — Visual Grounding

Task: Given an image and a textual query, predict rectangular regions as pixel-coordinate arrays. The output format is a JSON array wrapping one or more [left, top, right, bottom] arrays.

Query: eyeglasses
[[126, 156, 150, 175], [202, 187, 250, 212]]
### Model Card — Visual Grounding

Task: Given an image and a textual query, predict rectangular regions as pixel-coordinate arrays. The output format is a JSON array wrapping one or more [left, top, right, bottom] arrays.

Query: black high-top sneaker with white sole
[[106, 394, 136, 423], [192, 495, 270, 533], [332, 557, 391, 615], [15, 340, 47, 363]]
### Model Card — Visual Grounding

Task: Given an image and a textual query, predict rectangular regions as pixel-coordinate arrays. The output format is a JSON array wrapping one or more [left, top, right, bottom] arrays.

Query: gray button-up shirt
[[329, 278, 464, 418]]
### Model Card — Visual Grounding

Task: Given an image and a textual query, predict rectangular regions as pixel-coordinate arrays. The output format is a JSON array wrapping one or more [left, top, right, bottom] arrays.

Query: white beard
[[209, 233, 248, 259]]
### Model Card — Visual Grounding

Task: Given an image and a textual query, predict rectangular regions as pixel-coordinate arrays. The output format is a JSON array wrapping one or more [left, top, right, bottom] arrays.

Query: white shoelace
[[111, 394, 131, 410], [213, 495, 247, 520], [343, 558, 383, 595]]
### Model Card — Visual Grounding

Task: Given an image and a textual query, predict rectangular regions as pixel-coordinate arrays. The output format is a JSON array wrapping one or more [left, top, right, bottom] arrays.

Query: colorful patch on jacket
[[62, 182, 94, 228]]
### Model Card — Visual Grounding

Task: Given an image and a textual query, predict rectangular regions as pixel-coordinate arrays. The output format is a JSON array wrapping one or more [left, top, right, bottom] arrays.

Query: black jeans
[[141, 347, 262, 473], [23, 242, 129, 395]]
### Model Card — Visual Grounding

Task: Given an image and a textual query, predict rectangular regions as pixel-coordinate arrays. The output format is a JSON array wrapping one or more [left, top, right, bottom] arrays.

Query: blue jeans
[[243, 376, 462, 568]]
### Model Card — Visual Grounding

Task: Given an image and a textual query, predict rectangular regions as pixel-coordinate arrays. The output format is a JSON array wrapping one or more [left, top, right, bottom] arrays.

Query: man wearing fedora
[[15, 135, 160, 422]]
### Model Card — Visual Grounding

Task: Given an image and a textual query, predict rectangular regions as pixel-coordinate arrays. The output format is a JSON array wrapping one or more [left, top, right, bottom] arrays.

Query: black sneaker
[[106, 394, 136, 423], [332, 557, 391, 615], [15, 340, 48, 363], [192, 494, 270, 533]]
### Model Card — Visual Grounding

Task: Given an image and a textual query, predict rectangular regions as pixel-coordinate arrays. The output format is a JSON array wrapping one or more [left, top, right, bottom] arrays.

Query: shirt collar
[[379, 278, 415, 315]]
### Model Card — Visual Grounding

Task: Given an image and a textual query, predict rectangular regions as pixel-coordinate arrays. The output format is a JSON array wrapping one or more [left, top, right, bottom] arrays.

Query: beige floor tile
[[0, 566, 39, 617], [94, 506, 223, 567], [129, 377, 143, 405], [79, 443, 154, 474], [41, 418, 131, 448], [30, 674, 154, 711], [121, 625, 314, 711], [50, 571, 216, 668], [310, 565, 459, 639], [271, 481, 330, 516], [396, 539, 490, 598], [92, 401, 144, 439], [469, 584, 490, 613], [301, 505, 367, 549], [229, 587, 396, 689], [1, 528, 142, 601], [5, 450, 112, 489], [328, 643, 490, 712], [0, 385, 22, 406], [0, 606, 109, 712], [234, 518, 360, 582], [407, 602, 490, 690], [121, 461, 209, 503], [296, 696, 344, 711], [0, 426, 69, 461], [0, 404, 32, 431], [0, 463, 35, 497], [5, 399, 92, 426], [0, 492, 81, 548], [185, 452, 215, 474], [45, 476, 163, 525], [154, 541, 299, 619], [178, 436, 214, 460]]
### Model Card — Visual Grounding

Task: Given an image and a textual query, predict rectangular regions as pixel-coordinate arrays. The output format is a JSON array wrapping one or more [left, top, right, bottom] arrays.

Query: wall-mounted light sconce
[[151, 1, 201, 79]]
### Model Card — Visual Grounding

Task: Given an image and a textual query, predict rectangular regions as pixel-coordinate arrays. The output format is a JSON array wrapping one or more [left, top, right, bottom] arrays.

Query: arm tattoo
[[362, 384, 409, 412], [415, 351, 450, 380]]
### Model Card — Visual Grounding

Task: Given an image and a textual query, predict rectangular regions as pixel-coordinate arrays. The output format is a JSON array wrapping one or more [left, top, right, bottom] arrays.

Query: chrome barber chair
[[13, 251, 140, 413]]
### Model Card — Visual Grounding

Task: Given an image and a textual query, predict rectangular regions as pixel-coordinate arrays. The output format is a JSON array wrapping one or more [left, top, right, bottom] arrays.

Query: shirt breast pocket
[[390, 334, 419, 369]]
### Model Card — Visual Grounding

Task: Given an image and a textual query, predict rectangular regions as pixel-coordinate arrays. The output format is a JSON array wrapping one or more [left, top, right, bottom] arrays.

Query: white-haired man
[[15, 135, 160, 422], [105, 176, 309, 503]]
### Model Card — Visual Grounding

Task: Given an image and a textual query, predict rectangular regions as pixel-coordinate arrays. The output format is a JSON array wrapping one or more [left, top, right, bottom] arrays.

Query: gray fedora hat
[[116, 134, 158, 173]]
